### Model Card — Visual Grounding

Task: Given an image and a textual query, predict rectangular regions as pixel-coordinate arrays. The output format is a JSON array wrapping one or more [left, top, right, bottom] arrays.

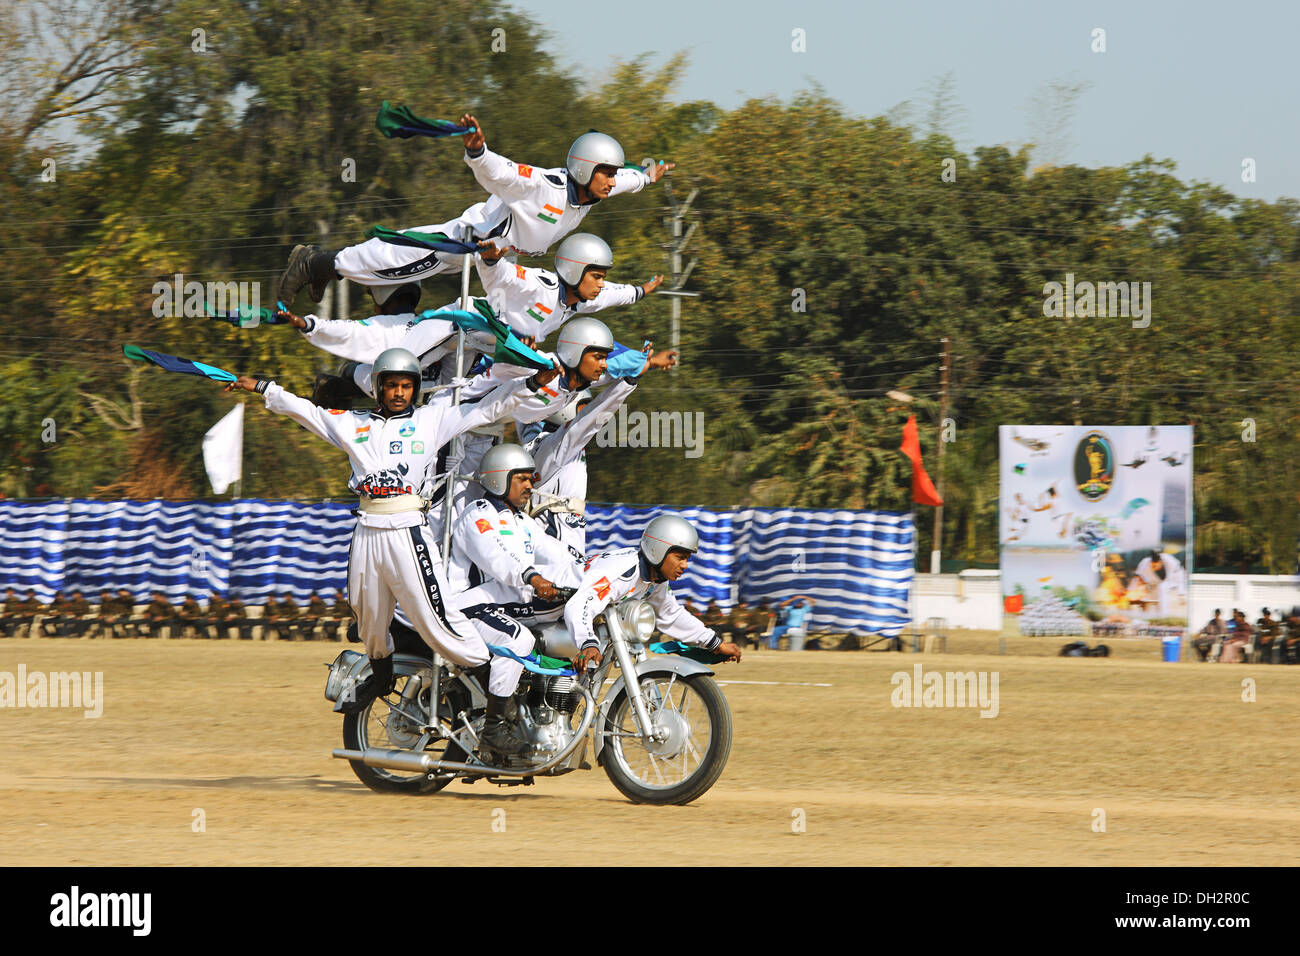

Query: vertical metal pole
[[431, 253, 472, 735], [671, 215, 681, 361], [930, 336, 950, 575]]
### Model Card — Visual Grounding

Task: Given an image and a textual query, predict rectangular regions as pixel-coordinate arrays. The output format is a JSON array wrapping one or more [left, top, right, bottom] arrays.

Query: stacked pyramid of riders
[[220, 109, 744, 762]]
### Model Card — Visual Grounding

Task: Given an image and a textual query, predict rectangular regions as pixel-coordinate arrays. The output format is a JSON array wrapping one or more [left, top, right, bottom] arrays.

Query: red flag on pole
[[900, 415, 944, 506]]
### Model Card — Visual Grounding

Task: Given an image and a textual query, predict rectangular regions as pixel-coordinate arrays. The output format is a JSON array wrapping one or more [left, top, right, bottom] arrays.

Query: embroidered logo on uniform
[[475, 518, 493, 534], [398, 423, 415, 437], [353, 425, 370, 444], [526, 302, 553, 323], [515, 265, 527, 280], [517, 163, 533, 178], [412, 441, 425, 454], [328, 409, 346, 416], [537, 203, 563, 224], [389, 441, 402, 453], [594, 577, 611, 599]]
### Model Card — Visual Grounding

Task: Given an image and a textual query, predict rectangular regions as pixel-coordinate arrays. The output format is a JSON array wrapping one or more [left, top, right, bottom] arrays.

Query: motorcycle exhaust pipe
[[333, 747, 437, 774]]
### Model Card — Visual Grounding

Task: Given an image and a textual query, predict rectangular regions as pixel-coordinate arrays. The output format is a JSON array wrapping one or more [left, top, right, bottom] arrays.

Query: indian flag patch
[[536, 203, 563, 224], [526, 302, 553, 323]]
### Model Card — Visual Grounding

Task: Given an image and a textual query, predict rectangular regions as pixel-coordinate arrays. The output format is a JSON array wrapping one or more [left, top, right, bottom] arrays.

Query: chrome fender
[[592, 656, 715, 764], [325, 651, 436, 712]]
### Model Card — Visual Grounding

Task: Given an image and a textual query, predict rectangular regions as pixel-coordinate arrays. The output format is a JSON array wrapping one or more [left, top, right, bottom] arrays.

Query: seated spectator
[[40, 591, 66, 636], [304, 593, 330, 641], [1192, 608, 1225, 661], [328, 589, 351, 641], [1219, 611, 1253, 663], [141, 591, 175, 639], [53, 591, 93, 638], [769, 596, 816, 650], [727, 602, 763, 649], [115, 589, 142, 637], [203, 593, 228, 639], [5, 590, 41, 639], [1255, 608, 1281, 662], [228, 598, 256, 640], [0, 588, 16, 637], [701, 601, 727, 635], [278, 594, 303, 640], [754, 600, 776, 645], [176, 596, 203, 638], [94, 590, 120, 639], [1283, 607, 1300, 665]]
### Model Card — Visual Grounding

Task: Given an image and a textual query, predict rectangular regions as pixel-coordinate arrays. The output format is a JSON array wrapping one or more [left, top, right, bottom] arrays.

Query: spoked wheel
[[342, 665, 468, 794], [601, 672, 732, 805]]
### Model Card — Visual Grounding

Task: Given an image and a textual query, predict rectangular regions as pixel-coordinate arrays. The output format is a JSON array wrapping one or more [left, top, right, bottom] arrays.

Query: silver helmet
[[369, 281, 421, 307], [477, 443, 537, 497], [566, 131, 625, 186], [554, 316, 614, 370], [370, 347, 423, 402], [640, 513, 700, 566], [554, 233, 614, 287], [546, 388, 593, 426]]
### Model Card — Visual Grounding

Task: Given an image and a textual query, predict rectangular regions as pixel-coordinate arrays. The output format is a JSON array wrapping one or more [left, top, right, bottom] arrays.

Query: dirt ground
[[2, 637, 1297, 866]]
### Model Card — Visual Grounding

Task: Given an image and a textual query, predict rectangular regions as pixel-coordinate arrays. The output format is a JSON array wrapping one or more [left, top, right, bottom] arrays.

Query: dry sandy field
[[2, 636, 1297, 866]]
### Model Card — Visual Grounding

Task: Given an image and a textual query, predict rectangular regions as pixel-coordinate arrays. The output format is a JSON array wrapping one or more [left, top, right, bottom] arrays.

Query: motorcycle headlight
[[620, 600, 657, 643]]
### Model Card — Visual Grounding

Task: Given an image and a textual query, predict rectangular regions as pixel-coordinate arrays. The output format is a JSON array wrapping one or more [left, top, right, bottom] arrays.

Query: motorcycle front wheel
[[342, 666, 467, 794], [601, 672, 732, 805]]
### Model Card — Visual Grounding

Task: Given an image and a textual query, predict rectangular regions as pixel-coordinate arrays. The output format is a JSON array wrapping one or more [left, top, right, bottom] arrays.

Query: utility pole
[[659, 166, 699, 372], [931, 336, 950, 575]]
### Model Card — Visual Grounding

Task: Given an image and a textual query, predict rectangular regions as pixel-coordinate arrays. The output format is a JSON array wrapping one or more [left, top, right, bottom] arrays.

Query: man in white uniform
[[223, 349, 557, 752], [475, 232, 661, 343], [523, 349, 677, 557], [1132, 550, 1187, 616], [278, 118, 672, 304], [565, 513, 743, 673]]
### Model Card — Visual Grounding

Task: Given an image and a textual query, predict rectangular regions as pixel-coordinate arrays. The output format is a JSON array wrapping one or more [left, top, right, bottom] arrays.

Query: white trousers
[[333, 217, 469, 286], [346, 522, 525, 696]]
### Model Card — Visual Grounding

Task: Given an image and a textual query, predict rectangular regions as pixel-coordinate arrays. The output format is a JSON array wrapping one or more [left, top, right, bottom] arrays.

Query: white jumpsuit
[[565, 548, 723, 653], [449, 497, 585, 654], [256, 376, 542, 695], [525, 376, 640, 557], [332, 145, 652, 285]]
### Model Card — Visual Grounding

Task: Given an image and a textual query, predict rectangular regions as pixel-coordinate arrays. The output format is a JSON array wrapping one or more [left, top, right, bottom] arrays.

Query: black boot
[[278, 244, 337, 305], [479, 694, 528, 756], [339, 654, 395, 714]]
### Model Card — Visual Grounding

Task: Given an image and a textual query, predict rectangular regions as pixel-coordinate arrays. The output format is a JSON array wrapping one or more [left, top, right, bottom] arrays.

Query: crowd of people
[[1191, 606, 1300, 663], [686, 597, 817, 651], [0, 587, 352, 641]]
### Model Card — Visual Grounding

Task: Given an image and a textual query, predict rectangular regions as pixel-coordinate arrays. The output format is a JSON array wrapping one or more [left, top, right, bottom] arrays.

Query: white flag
[[203, 404, 244, 494]]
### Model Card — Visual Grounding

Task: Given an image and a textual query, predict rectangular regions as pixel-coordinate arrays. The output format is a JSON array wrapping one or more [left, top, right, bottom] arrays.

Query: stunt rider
[[224, 348, 557, 755], [448, 444, 586, 754], [278, 118, 672, 304], [522, 348, 677, 557], [565, 514, 743, 674]]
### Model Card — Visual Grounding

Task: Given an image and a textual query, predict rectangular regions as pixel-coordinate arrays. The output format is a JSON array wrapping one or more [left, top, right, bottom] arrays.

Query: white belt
[[358, 494, 427, 515]]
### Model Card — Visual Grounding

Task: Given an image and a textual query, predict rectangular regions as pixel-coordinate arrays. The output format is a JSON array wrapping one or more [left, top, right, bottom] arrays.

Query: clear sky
[[511, 0, 1299, 202]]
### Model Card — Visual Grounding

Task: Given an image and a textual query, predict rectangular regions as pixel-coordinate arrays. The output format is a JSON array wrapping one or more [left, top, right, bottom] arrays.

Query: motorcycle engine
[[513, 675, 581, 764]]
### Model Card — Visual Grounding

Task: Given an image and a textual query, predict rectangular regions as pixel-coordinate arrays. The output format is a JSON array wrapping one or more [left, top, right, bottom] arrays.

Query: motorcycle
[[324, 595, 734, 805]]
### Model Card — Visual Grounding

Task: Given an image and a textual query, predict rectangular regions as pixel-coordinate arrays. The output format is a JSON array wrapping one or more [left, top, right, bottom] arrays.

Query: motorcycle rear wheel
[[601, 672, 732, 805], [342, 668, 467, 794]]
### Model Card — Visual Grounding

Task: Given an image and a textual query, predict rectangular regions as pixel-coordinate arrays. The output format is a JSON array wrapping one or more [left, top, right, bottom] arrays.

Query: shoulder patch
[[593, 576, 611, 600], [515, 265, 527, 280], [517, 163, 533, 178], [328, 409, 346, 416]]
